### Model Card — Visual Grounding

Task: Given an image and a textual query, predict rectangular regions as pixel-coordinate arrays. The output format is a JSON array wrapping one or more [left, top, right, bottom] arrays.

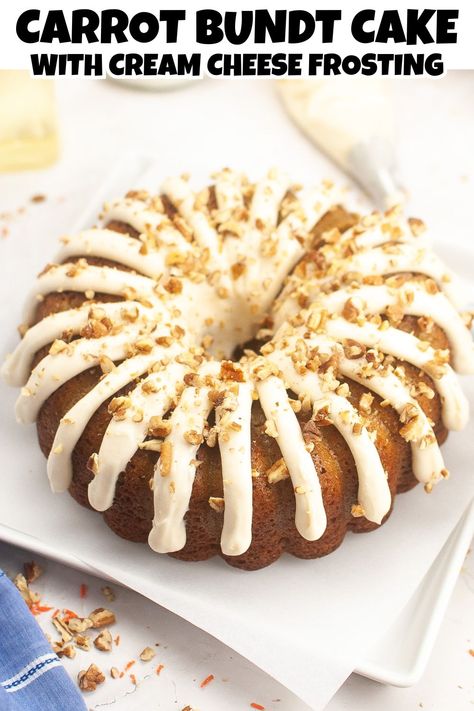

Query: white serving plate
[[0, 497, 473, 691], [1, 156, 473, 701], [356, 497, 474, 685]]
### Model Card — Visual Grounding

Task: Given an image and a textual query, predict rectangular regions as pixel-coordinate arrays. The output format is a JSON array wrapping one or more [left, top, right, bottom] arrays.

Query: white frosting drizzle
[[325, 243, 461, 307], [267, 346, 392, 524], [161, 176, 223, 256], [217, 381, 254, 556], [3, 168, 473, 558], [339, 356, 445, 485], [56, 229, 166, 279], [297, 183, 344, 227], [103, 199, 191, 249], [48, 352, 155, 492], [89, 359, 188, 512], [257, 376, 327, 540], [22, 263, 157, 325], [322, 393, 391, 524], [275, 281, 474, 375], [16, 330, 140, 424], [321, 317, 469, 431], [2, 301, 147, 387], [339, 215, 416, 251], [214, 169, 244, 214], [149, 361, 220, 554], [235, 216, 304, 318], [321, 283, 474, 374], [249, 170, 290, 228]]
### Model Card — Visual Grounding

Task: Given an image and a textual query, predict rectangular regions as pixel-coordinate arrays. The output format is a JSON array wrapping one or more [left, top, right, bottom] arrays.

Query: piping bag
[[277, 78, 404, 209]]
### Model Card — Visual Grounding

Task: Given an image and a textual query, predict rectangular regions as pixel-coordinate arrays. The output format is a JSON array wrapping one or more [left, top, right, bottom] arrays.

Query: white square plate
[[1, 154, 473, 697], [0, 497, 473, 689]]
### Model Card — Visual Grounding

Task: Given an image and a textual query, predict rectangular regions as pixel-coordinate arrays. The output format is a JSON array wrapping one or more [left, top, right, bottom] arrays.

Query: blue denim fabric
[[0, 569, 86, 710]]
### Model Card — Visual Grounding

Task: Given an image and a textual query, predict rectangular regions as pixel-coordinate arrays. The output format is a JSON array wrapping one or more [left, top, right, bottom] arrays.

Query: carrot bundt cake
[[3, 168, 473, 570]]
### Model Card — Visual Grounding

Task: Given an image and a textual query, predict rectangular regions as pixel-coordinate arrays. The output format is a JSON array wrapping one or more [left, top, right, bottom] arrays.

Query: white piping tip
[[347, 140, 405, 211]]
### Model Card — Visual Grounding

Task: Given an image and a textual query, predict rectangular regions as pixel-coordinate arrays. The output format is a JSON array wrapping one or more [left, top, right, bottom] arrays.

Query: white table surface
[[0, 539, 473, 711], [0, 72, 473, 710]]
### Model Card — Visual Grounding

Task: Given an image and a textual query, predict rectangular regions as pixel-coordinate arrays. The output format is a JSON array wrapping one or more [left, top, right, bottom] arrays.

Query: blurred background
[[0, 71, 473, 250]]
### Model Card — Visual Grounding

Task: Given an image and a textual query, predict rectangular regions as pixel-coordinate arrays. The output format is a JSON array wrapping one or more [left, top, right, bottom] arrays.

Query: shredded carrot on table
[[155, 664, 164, 675], [130, 673, 137, 685], [30, 603, 53, 616], [63, 609, 78, 621], [200, 674, 215, 688], [250, 703, 265, 710], [114, 634, 121, 646], [124, 660, 135, 672], [79, 583, 88, 598]]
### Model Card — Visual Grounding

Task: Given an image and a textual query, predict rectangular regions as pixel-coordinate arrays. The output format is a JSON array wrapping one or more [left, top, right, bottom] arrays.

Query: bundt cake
[[3, 168, 474, 570]]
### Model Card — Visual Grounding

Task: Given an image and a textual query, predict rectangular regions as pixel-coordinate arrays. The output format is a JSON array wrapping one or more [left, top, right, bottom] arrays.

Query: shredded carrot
[[155, 664, 164, 676], [250, 704, 265, 710], [119, 672, 124, 679], [124, 660, 136, 672], [30, 604, 53, 616], [63, 609, 78, 621], [130, 673, 137, 685], [114, 634, 121, 646], [200, 674, 215, 689], [52, 609, 60, 618], [79, 583, 88, 598]]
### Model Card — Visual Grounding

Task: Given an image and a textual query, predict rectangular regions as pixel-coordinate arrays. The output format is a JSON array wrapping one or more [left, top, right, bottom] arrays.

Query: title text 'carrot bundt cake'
[[3, 168, 474, 570]]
